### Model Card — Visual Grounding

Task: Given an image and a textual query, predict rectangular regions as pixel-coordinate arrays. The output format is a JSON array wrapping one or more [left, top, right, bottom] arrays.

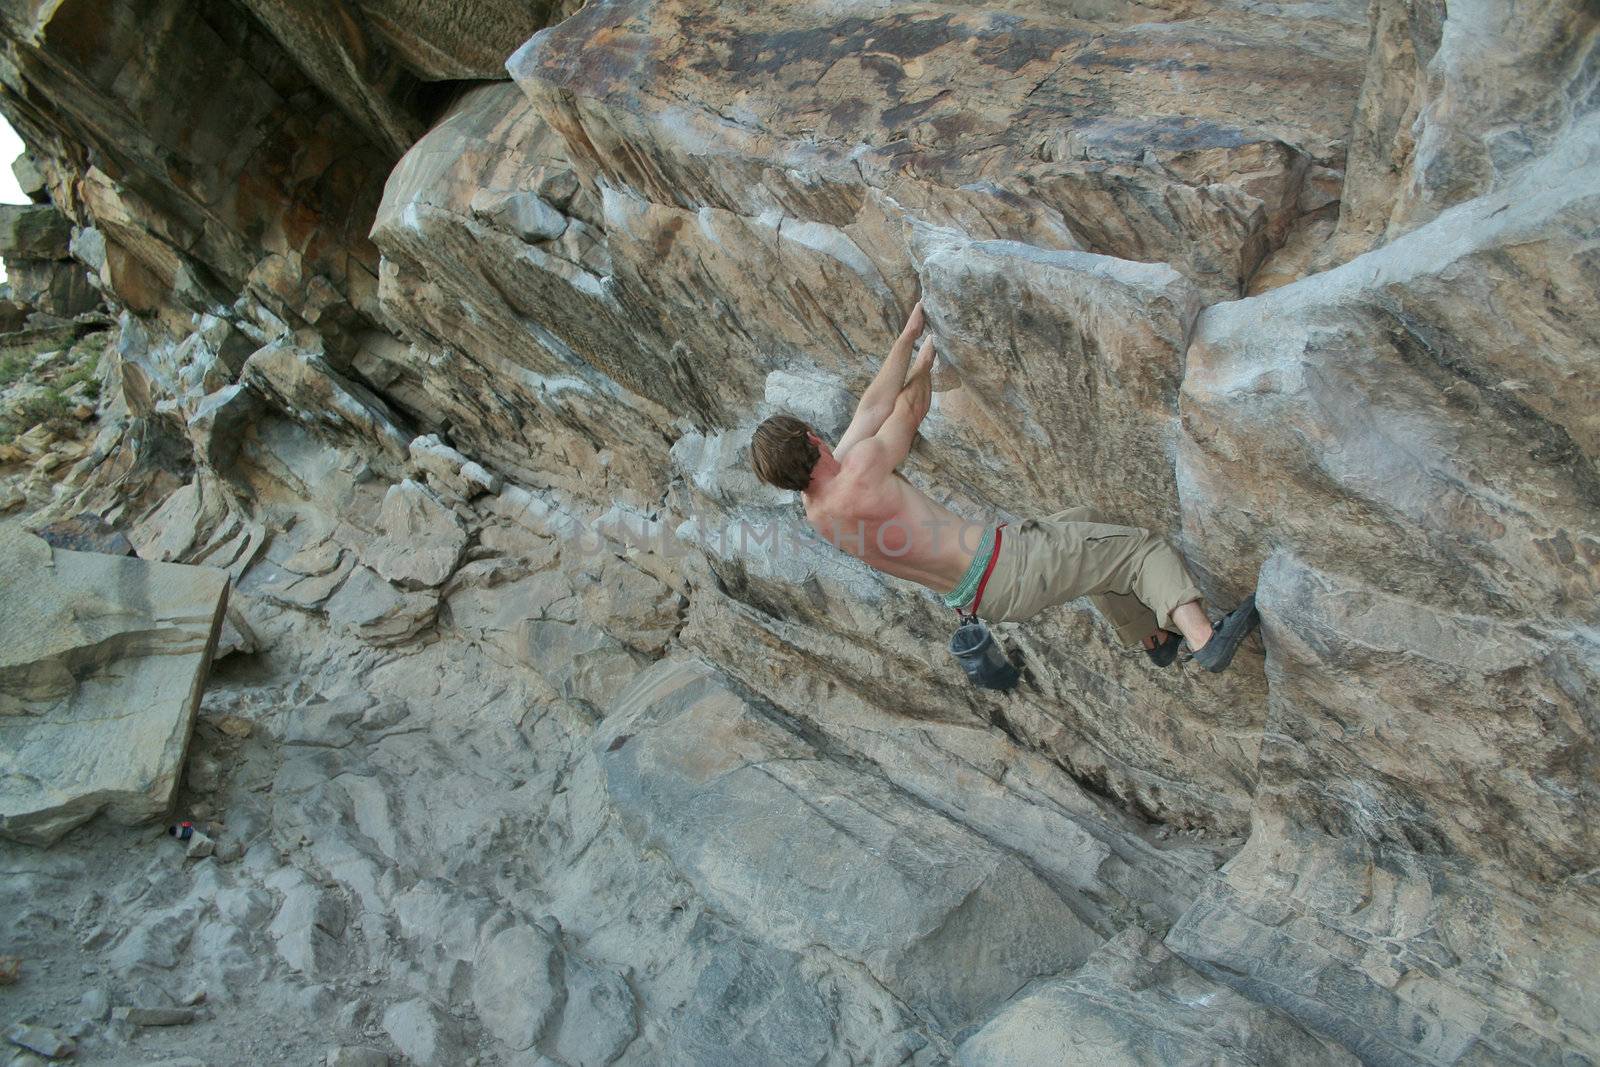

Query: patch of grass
[[0, 330, 107, 445], [57, 349, 100, 396], [0, 351, 27, 389], [0, 387, 72, 445]]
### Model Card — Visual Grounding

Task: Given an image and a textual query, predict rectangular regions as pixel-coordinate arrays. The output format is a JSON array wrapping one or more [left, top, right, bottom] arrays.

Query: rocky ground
[[2, 0, 1597, 1065], [2, 447, 1272, 1066]]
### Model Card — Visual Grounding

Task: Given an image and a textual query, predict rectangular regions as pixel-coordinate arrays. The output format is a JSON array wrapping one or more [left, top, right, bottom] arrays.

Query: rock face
[[0, 528, 229, 844], [0, 0, 1595, 1063], [601, 658, 1107, 1030]]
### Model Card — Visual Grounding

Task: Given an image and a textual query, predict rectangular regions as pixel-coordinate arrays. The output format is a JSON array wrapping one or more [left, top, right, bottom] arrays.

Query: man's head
[[750, 413, 822, 491]]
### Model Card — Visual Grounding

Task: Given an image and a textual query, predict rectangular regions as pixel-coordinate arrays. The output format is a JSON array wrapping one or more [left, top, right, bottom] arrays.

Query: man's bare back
[[803, 461, 979, 594]]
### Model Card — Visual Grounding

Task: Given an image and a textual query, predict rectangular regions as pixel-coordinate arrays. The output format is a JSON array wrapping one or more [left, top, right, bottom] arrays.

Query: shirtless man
[[748, 300, 1259, 673]]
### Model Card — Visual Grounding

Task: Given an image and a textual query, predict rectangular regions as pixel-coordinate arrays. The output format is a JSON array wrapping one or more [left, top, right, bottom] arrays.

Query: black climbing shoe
[[1144, 630, 1183, 668], [1190, 593, 1260, 673]]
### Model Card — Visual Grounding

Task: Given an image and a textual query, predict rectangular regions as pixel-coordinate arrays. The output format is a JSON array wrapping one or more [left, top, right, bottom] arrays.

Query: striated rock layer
[[0, 0, 1596, 1063]]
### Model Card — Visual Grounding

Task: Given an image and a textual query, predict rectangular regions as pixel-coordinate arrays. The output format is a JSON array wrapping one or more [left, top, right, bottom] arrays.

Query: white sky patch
[[0, 113, 30, 284]]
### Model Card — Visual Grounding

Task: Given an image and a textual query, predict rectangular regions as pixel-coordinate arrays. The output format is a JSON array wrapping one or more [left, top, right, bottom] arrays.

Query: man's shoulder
[[836, 440, 896, 486], [805, 476, 870, 524], [837, 436, 886, 465]]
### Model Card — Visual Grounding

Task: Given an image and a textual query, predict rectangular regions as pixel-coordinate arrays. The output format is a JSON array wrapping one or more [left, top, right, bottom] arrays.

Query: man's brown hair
[[750, 414, 820, 491]]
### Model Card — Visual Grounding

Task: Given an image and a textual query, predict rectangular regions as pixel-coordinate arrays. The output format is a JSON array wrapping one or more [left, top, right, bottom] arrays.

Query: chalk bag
[[949, 618, 1020, 692]]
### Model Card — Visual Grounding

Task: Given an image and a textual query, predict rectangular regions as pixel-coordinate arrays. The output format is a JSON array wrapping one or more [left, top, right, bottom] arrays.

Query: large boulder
[[1179, 112, 1600, 879], [511, 0, 1366, 301], [360, 0, 1352, 832], [0, 527, 229, 844], [1167, 92, 1600, 1067], [1166, 816, 1600, 1067], [0, 0, 1595, 1060], [0, 203, 71, 259], [371, 80, 679, 503], [0, 0, 393, 329], [1334, 0, 1599, 255], [362, 478, 467, 589]]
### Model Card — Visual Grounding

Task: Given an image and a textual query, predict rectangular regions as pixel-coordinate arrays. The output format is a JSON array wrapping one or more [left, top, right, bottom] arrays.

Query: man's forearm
[[896, 362, 932, 424], [875, 385, 930, 466], [857, 330, 917, 413], [837, 303, 926, 454]]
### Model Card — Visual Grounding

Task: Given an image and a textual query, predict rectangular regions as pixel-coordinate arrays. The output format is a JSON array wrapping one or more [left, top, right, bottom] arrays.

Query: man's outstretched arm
[[836, 301, 925, 455]]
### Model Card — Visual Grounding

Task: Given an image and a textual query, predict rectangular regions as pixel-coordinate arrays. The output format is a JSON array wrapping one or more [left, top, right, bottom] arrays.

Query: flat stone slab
[[0, 527, 229, 844]]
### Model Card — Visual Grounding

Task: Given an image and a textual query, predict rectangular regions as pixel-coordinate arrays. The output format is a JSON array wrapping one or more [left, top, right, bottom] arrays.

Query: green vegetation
[[0, 330, 106, 446], [0, 351, 27, 389], [57, 349, 101, 399], [0, 387, 72, 445]]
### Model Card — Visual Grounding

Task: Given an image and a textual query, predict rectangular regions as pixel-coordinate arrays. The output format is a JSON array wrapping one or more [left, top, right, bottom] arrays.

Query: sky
[[0, 114, 28, 283]]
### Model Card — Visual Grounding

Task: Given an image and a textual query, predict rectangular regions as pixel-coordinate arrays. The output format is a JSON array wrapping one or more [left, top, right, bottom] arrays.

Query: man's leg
[[1106, 530, 1210, 647], [1070, 517, 1258, 671], [1030, 507, 1258, 671], [1047, 507, 1173, 647], [1096, 589, 1165, 647], [1170, 601, 1214, 649]]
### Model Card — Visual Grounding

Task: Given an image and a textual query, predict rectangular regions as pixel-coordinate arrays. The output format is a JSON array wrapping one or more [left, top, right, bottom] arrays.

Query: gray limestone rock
[[551, 958, 636, 1067], [11, 153, 46, 202], [267, 868, 347, 977], [363, 479, 467, 589], [326, 1049, 388, 1067], [111, 1006, 197, 1026], [323, 565, 439, 646], [407, 433, 500, 499], [761, 369, 856, 442], [31, 512, 135, 556], [241, 337, 412, 476], [470, 189, 569, 243], [1164, 819, 1600, 1067], [471, 923, 562, 1052], [0, 204, 71, 260], [2, 1024, 73, 1059], [381, 998, 460, 1067], [79, 987, 111, 1022]]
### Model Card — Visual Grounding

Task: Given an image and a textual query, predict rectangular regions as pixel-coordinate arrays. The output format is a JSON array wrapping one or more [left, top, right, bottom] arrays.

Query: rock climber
[[748, 300, 1260, 672]]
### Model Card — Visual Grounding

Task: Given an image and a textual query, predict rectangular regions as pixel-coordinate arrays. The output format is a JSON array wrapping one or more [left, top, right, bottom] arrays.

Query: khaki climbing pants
[[973, 506, 1204, 646]]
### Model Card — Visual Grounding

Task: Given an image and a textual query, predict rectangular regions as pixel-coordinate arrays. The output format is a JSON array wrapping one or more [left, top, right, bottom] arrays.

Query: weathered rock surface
[[1335, 0, 1600, 256], [363, 479, 466, 588], [601, 657, 1106, 1029], [0, 0, 1595, 1062], [957, 927, 1358, 1067], [471, 922, 561, 1051], [0, 528, 229, 844]]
